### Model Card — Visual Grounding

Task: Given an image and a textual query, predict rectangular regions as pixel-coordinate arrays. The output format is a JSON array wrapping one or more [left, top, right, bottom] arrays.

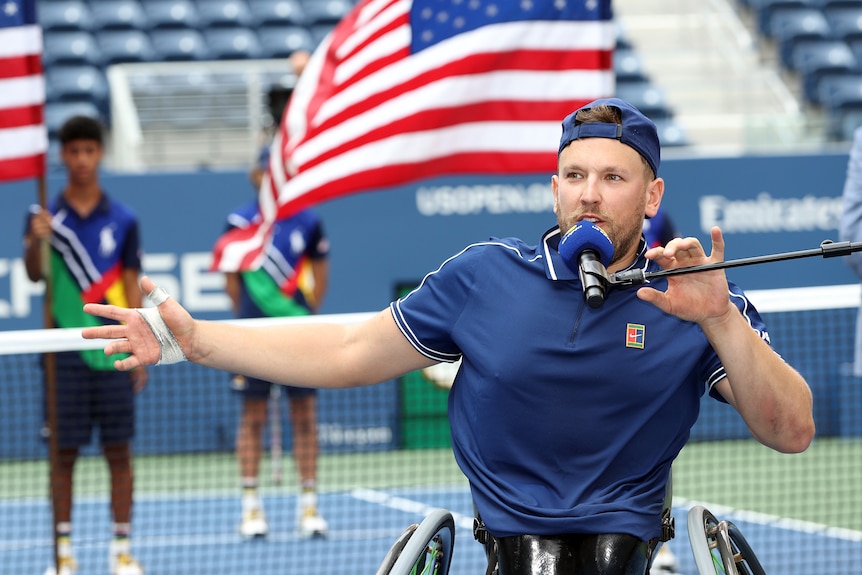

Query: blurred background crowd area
[[37, 0, 862, 172]]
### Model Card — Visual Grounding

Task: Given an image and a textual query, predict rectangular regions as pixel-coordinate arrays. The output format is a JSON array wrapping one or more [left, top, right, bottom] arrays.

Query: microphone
[[559, 221, 614, 309]]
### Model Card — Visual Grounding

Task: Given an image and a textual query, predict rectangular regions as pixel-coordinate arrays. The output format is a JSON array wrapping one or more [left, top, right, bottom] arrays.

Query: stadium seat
[[810, 0, 862, 8], [818, 74, 862, 114], [614, 48, 647, 83], [615, 81, 672, 119], [249, 0, 306, 27], [89, 0, 150, 31], [301, 0, 353, 24], [257, 25, 314, 58], [793, 40, 858, 103], [44, 65, 110, 115], [197, 0, 254, 28], [769, 8, 831, 68], [203, 28, 263, 59], [144, 0, 200, 29], [42, 31, 103, 67], [309, 23, 335, 48], [98, 30, 158, 65], [45, 101, 102, 137], [38, 0, 92, 32], [149, 29, 211, 60], [615, 21, 633, 50], [750, 0, 813, 36], [825, 7, 862, 43]]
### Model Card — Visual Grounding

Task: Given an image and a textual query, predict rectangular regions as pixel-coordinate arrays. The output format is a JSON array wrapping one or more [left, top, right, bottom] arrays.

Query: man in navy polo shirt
[[224, 148, 331, 539], [25, 115, 146, 575], [82, 98, 815, 575]]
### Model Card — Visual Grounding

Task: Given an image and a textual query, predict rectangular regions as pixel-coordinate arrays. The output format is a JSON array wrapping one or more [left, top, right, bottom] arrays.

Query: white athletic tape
[[148, 285, 170, 306], [135, 287, 187, 365], [136, 307, 186, 365]]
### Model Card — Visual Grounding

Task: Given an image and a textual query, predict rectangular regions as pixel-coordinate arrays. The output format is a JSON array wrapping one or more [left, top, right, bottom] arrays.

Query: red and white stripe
[[0, 21, 46, 182]]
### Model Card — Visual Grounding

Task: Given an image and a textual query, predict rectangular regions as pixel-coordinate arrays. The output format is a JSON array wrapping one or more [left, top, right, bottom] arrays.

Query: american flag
[[0, 0, 46, 182], [213, 0, 614, 271]]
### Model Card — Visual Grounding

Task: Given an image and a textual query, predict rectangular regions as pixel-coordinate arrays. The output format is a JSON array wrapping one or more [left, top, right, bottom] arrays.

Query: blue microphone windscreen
[[559, 222, 615, 271]]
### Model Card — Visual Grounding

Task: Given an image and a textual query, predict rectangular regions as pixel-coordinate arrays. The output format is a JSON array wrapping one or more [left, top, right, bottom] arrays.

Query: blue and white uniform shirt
[[226, 201, 328, 318]]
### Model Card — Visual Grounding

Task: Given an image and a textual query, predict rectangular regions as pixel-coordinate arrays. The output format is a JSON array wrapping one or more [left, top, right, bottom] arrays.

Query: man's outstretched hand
[[82, 276, 194, 370]]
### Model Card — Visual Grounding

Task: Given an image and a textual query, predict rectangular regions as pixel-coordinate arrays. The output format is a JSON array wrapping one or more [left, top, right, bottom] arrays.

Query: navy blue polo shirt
[[391, 226, 769, 541], [34, 193, 141, 308], [25, 192, 141, 370]]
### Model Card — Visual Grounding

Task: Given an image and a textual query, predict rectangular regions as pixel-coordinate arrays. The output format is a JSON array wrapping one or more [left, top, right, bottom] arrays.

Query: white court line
[[352, 488, 862, 544], [0, 490, 402, 552], [6, 490, 861, 552], [351, 487, 475, 531], [0, 527, 403, 552], [674, 497, 862, 542]]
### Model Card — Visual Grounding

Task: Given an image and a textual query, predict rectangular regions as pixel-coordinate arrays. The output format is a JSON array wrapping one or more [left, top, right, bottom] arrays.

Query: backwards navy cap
[[557, 97, 660, 176]]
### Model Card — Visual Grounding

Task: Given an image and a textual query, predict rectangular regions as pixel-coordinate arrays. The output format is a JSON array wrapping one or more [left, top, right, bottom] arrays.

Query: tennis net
[[1, 285, 861, 575]]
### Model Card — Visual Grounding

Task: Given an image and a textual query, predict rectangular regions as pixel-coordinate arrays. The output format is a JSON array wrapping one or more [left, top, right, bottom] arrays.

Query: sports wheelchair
[[686, 505, 766, 575], [375, 505, 766, 575], [374, 508, 456, 575]]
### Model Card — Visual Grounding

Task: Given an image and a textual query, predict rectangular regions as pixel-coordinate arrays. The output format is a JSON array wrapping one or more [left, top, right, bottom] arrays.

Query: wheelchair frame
[[687, 505, 766, 575], [375, 508, 456, 575], [377, 505, 767, 575]]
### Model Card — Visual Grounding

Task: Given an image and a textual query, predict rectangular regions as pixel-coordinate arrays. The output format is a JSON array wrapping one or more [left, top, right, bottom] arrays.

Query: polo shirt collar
[[56, 191, 111, 217]]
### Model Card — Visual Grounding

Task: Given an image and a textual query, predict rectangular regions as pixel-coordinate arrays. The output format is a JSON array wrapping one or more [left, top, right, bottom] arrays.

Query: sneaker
[[298, 506, 328, 538], [43, 555, 78, 575], [651, 543, 681, 573], [111, 553, 143, 575], [297, 491, 328, 538], [239, 507, 269, 538]]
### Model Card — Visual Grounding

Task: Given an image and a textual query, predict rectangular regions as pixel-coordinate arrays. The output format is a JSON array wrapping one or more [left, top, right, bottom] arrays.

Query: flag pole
[[3, 1, 61, 569], [37, 171, 60, 574]]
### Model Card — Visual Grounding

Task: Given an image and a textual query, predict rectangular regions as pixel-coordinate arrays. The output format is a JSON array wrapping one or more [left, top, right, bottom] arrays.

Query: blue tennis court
[[4, 485, 862, 574]]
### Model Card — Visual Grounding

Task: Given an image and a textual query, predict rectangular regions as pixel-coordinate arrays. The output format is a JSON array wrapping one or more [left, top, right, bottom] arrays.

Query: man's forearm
[[705, 305, 814, 453]]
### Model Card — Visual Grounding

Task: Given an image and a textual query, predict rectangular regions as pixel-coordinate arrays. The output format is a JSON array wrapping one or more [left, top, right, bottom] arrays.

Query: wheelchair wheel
[[375, 508, 456, 575], [687, 505, 766, 575]]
